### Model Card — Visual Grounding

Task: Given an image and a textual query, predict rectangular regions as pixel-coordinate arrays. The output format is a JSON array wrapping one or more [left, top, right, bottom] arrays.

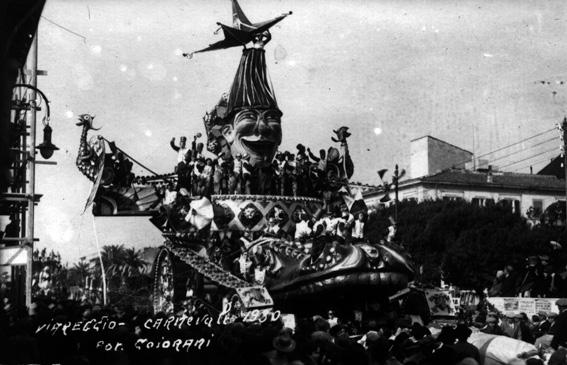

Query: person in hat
[[512, 313, 535, 344], [481, 316, 505, 335], [176, 151, 193, 192], [534, 311, 552, 338], [501, 313, 516, 337], [551, 298, 567, 349], [264, 333, 296, 365], [451, 324, 481, 364]]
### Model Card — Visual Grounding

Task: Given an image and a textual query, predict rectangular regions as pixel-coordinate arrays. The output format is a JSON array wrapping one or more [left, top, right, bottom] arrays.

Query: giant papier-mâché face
[[221, 107, 282, 166]]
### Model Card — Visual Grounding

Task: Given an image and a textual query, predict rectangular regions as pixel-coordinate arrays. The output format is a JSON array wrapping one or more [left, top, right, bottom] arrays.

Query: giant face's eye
[[235, 110, 258, 124], [262, 109, 282, 124]]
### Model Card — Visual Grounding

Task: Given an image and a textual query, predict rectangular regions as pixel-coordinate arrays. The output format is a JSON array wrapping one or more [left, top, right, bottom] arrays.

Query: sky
[[27, 0, 567, 263]]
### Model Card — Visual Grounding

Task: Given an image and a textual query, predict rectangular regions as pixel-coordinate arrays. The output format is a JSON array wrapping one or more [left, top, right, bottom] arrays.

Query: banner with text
[[487, 297, 562, 317]]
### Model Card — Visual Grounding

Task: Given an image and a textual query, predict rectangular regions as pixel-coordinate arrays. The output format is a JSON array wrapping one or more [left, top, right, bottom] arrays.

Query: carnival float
[[74, 0, 415, 316]]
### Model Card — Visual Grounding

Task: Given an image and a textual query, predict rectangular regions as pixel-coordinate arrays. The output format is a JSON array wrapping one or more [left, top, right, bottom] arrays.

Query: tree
[[90, 244, 152, 307], [121, 247, 148, 279], [366, 199, 567, 291], [68, 258, 90, 287]]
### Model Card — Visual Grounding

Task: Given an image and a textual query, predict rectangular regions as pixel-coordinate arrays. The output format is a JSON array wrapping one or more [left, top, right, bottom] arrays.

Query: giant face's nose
[[256, 109, 282, 139]]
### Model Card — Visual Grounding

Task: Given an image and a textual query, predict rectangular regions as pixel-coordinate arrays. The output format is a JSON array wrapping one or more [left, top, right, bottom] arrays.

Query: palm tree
[[102, 244, 127, 278], [92, 244, 127, 292], [70, 259, 91, 287], [121, 248, 148, 279]]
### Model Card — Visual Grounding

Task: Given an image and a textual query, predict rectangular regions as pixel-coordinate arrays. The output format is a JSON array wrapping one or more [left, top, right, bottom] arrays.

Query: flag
[[83, 138, 106, 214], [343, 189, 367, 216]]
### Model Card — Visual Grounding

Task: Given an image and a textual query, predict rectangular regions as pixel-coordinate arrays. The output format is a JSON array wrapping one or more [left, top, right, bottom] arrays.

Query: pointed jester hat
[[227, 48, 280, 116]]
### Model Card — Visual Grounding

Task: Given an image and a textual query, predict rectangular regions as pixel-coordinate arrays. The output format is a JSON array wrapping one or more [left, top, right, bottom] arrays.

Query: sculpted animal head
[[76, 114, 100, 130]]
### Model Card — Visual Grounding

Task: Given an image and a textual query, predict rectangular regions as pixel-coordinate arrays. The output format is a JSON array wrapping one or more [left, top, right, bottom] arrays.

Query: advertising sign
[[424, 289, 456, 317], [487, 297, 561, 317]]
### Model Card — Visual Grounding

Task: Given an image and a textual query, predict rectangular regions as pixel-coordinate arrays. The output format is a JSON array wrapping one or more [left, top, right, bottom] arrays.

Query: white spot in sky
[[136, 35, 142, 42], [145, 129, 152, 137], [174, 48, 183, 56], [373, 127, 383, 135], [483, 53, 494, 58], [287, 59, 297, 67], [90, 45, 102, 55], [119, 64, 128, 72], [65, 110, 74, 119], [172, 76, 178, 82], [139, 61, 166, 81]]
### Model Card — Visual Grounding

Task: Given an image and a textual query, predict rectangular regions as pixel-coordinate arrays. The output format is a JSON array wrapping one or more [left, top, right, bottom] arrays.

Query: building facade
[[364, 136, 565, 220]]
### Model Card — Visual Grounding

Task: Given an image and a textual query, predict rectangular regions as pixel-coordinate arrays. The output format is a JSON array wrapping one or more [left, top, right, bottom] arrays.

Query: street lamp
[[12, 83, 58, 160], [37, 123, 59, 159]]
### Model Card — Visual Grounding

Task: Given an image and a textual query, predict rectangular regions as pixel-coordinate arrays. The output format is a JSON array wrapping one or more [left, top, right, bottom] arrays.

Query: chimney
[[487, 165, 493, 183]]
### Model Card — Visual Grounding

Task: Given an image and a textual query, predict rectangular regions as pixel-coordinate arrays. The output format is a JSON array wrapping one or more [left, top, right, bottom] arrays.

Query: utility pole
[[25, 32, 39, 310], [563, 117, 567, 228], [394, 164, 400, 222], [559, 117, 567, 228]]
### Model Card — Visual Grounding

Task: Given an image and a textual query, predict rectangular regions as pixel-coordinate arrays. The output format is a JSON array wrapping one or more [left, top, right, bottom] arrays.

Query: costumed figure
[[202, 158, 215, 195], [232, 153, 243, 193], [273, 152, 285, 194], [170, 136, 190, 165], [212, 158, 223, 194], [294, 208, 313, 242], [332, 126, 354, 181], [351, 212, 366, 240], [192, 157, 206, 196], [176, 151, 193, 192], [282, 152, 294, 196], [241, 154, 253, 194]]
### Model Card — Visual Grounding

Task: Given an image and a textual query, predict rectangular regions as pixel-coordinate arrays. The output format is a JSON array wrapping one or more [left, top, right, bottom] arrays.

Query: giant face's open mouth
[[241, 137, 276, 156]]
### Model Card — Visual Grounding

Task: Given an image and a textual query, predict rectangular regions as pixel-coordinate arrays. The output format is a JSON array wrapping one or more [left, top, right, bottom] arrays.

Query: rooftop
[[364, 168, 566, 196], [410, 135, 473, 155]]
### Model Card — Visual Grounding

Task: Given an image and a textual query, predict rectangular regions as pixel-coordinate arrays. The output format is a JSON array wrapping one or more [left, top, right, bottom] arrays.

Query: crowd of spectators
[[489, 256, 567, 298]]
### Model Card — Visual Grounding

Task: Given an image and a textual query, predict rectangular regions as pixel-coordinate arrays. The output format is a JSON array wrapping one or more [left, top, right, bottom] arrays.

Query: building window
[[442, 194, 464, 202], [472, 197, 495, 207], [498, 199, 521, 215], [532, 199, 543, 216]]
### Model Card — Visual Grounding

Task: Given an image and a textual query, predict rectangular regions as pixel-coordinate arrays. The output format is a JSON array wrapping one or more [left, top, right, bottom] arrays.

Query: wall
[[410, 136, 473, 178]]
